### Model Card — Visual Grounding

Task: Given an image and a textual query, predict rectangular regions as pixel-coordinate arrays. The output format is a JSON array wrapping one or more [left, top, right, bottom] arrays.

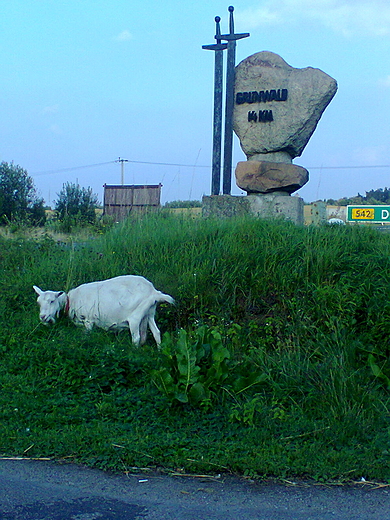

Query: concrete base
[[247, 193, 304, 225], [202, 193, 304, 225], [202, 195, 250, 219]]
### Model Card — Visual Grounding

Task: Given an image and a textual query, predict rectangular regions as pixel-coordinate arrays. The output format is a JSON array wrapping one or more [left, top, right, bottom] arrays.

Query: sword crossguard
[[220, 6, 250, 42], [202, 14, 228, 51]]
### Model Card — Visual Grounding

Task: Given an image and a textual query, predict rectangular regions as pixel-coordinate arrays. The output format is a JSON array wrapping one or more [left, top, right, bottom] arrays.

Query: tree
[[55, 182, 99, 225], [365, 188, 390, 204], [325, 187, 390, 206], [0, 162, 46, 225]]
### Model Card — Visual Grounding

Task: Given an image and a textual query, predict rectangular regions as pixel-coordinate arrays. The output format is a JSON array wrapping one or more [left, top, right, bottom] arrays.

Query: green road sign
[[347, 205, 390, 222]]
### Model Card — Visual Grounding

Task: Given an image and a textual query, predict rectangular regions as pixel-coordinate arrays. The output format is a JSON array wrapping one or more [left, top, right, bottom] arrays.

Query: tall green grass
[[0, 214, 389, 481]]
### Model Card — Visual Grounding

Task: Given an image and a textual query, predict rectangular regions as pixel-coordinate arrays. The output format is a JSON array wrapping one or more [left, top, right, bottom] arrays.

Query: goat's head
[[33, 286, 67, 324]]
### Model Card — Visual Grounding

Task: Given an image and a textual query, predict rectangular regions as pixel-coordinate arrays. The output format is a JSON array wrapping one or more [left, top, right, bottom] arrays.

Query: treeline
[[1, 160, 205, 230], [326, 187, 390, 206], [0, 161, 99, 230], [164, 200, 202, 208]]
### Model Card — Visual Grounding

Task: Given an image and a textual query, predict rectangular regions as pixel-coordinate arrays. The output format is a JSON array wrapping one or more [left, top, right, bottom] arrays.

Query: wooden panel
[[103, 184, 161, 220], [133, 185, 161, 206]]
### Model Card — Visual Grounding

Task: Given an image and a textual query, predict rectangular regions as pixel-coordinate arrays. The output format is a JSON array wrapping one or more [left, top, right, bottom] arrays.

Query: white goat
[[33, 275, 174, 346]]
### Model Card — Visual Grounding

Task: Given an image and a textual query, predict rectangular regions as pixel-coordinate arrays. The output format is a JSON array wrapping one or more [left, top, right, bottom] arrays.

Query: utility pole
[[117, 157, 129, 185]]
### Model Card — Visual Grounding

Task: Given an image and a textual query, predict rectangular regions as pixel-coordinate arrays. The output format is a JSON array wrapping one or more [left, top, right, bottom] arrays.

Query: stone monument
[[232, 51, 337, 223]]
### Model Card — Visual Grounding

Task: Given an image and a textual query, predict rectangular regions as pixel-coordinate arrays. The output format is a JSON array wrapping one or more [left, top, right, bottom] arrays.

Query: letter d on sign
[[381, 210, 389, 220]]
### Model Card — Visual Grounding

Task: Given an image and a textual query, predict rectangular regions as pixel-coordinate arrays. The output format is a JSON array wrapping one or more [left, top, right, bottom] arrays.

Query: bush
[[55, 182, 99, 229], [0, 162, 46, 225]]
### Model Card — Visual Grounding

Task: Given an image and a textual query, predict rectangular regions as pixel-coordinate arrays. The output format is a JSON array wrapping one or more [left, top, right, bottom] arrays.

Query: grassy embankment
[[0, 214, 389, 482]]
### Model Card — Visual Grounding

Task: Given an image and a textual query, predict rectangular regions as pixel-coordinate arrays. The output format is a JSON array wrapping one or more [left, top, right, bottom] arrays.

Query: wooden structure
[[103, 184, 162, 221]]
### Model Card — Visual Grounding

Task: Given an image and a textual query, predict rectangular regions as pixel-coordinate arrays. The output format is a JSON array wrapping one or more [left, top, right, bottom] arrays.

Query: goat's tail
[[157, 292, 175, 305]]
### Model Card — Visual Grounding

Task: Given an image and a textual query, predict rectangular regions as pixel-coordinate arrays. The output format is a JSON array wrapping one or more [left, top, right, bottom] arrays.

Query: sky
[[1, 0, 390, 206]]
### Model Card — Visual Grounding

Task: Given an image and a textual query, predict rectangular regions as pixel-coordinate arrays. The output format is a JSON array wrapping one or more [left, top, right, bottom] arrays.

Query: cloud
[[236, 0, 390, 37], [379, 75, 390, 88], [49, 124, 62, 135], [114, 30, 133, 42], [352, 145, 387, 164], [42, 104, 59, 114], [235, 6, 281, 29]]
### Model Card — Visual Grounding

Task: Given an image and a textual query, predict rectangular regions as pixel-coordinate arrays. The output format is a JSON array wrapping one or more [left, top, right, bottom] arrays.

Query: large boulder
[[233, 51, 337, 160], [235, 160, 309, 194]]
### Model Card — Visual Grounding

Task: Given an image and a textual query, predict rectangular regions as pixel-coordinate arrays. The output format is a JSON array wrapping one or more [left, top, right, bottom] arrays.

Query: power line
[[126, 160, 209, 168], [30, 160, 390, 177], [308, 164, 390, 170], [30, 159, 210, 177], [32, 161, 116, 176]]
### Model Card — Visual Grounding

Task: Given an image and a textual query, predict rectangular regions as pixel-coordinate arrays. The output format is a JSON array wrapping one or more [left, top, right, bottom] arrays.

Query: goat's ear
[[33, 285, 43, 296], [56, 291, 65, 300]]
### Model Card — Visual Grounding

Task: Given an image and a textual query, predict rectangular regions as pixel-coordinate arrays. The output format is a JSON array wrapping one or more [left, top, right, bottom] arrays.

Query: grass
[[0, 213, 389, 482]]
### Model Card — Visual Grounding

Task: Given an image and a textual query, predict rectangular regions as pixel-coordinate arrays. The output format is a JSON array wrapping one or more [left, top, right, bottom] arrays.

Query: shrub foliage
[[0, 161, 46, 225], [55, 182, 99, 227]]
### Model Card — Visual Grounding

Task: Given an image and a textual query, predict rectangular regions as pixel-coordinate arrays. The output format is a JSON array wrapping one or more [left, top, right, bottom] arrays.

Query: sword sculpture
[[202, 17, 227, 195], [220, 6, 249, 195]]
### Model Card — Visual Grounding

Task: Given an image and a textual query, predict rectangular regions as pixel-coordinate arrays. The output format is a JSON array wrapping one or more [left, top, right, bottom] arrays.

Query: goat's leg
[[139, 315, 148, 345], [147, 305, 161, 346], [128, 316, 141, 346]]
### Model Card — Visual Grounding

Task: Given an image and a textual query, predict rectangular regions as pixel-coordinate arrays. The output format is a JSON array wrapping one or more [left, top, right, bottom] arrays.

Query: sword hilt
[[228, 6, 234, 34]]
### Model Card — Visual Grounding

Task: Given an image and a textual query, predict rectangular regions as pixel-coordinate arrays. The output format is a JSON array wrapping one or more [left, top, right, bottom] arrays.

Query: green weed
[[151, 327, 230, 406]]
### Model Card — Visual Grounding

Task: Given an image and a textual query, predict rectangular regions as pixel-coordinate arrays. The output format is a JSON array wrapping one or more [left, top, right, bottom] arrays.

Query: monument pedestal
[[202, 193, 304, 225], [202, 195, 249, 219], [247, 192, 304, 225]]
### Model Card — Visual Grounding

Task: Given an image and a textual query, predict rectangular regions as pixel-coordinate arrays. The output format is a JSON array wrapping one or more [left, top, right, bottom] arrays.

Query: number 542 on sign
[[351, 208, 374, 219]]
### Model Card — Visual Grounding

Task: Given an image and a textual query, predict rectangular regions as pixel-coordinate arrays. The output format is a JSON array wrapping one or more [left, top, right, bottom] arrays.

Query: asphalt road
[[0, 459, 389, 519]]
